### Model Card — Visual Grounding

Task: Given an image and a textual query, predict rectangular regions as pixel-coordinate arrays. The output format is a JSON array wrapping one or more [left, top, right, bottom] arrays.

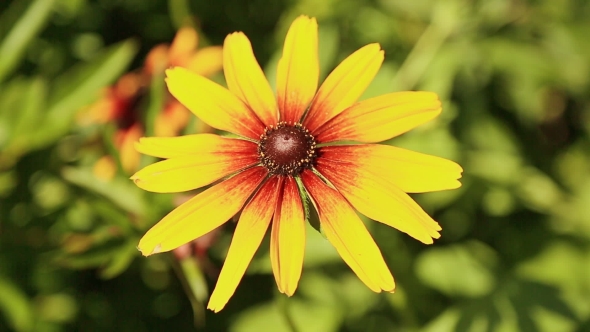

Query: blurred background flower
[[78, 25, 222, 177], [1, 0, 590, 331]]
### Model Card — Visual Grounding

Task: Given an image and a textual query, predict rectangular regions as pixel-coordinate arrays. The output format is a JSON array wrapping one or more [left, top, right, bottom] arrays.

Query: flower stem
[[392, 4, 458, 90], [278, 295, 299, 332]]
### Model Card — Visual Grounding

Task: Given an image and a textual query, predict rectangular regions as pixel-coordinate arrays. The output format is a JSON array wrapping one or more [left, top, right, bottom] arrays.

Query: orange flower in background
[[81, 72, 144, 175], [131, 16, 463, 312], [81, 27, 223, 176], [144, 27, 223, 77], [145, 27, 223, 138]]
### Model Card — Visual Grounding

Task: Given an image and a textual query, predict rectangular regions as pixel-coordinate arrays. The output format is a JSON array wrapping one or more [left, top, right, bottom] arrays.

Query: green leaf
[[29, 39, 138, 150], [232, 298, 341, 332], [99, 239, 139, 279], [297, 171, 327, 239], [179, 257, 209, 303], [0, 0, 56, 83], [415, 241, 498, 297], [8, 77, 48, 149], [0, 276, 34, 332], [61, 166, 147, 216], [0, 77, 49, 167], [168, 0, 195, 29], [0, 77, 29, 150]]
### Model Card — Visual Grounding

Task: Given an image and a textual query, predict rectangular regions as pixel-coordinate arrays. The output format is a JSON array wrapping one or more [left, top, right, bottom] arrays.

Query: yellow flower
[[131, 15, 463, 312]]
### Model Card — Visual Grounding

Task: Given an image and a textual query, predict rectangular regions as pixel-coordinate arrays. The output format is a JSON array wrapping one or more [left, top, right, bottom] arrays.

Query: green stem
[[391, 8, 456, 91], [278, 295, 299, 332]]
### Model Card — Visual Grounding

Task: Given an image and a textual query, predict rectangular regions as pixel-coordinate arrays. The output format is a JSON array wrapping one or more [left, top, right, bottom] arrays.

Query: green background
[[1, 0, 590, 331]]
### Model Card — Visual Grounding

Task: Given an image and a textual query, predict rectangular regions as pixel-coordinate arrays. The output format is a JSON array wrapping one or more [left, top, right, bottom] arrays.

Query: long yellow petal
[[224, 32, 277, 127], [208, 176, 283, 312], [319, 145, 463, 193], [303, 44, 383, 132], [301, 170, 395, 292], [276, 15, 319, 123], [165, 67, 265, 139], [130, 153, 259, 193], [315, 91, 441, 143], [270, 176, 306, 295], [137, 167, 267, 256], [316, 159, 441, 243], [135, 134, 257, 159]]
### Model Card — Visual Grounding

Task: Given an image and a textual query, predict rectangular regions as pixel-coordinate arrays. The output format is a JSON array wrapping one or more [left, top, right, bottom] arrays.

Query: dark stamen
[[258, 122, 317, 176]]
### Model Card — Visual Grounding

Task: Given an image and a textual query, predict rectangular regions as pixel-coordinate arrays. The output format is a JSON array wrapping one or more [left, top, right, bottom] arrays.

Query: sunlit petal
[[165, 67, 265, 139], [224, 32, 278, 126], [303, 44, 383, 132], [130, 153, 259, 193], [301, 170, 395, 292], [315, 91, 441, 143], [319, 145, 463, 193], [137, 167, 267, 256], [276, 15, 319, 123], [208, 176, 283, 312], [135, 134, 257, 159], [270, 176, 306, 295], [316, 159, 442, 243]]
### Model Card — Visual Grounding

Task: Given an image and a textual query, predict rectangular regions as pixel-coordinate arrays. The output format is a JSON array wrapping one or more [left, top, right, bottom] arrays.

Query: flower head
[[132, 15, 463, 312]]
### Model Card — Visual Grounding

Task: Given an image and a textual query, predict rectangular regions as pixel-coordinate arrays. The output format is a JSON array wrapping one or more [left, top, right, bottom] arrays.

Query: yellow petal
[[276, 15, 319, 123], [137, 167, 267, 256], [135, 133, 257, 159], [130, 153, 259, 193], [316, 158, 441, 243], [315, 91, 441, 143], [301, 170, 395, 292], [303, 44, 384, 132], [270, 176, 306, 295], [169, 27, 198, 65], [224, 32, 277, 127], [319, 145, 463, 193], [208, 176, 283, 312], [186, 46, 223, 77], [165, 67, 265, 139]]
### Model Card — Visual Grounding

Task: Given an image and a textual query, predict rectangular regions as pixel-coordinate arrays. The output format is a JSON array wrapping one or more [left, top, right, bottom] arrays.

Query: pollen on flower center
[[258, 122, 317, 176]]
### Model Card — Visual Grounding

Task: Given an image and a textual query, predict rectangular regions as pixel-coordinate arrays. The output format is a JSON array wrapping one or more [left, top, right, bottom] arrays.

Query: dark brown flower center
[[258, 122, 317, 176]]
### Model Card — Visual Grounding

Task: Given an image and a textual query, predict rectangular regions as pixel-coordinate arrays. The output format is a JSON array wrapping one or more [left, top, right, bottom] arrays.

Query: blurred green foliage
[[1, 0, 590, 331]]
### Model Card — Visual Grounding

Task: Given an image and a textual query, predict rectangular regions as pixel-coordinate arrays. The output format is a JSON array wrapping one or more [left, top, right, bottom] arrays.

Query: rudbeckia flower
[[132, 15, 463, 312]]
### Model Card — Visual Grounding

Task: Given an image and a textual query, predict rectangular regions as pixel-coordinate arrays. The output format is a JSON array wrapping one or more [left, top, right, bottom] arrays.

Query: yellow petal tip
[[422, 238, 435, 245], [137, 241, 162, 256], [207, 306, 221, 313]]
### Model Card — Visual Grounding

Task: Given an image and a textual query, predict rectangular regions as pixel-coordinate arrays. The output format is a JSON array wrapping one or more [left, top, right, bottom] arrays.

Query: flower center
[[258, 122, 317, 176]]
